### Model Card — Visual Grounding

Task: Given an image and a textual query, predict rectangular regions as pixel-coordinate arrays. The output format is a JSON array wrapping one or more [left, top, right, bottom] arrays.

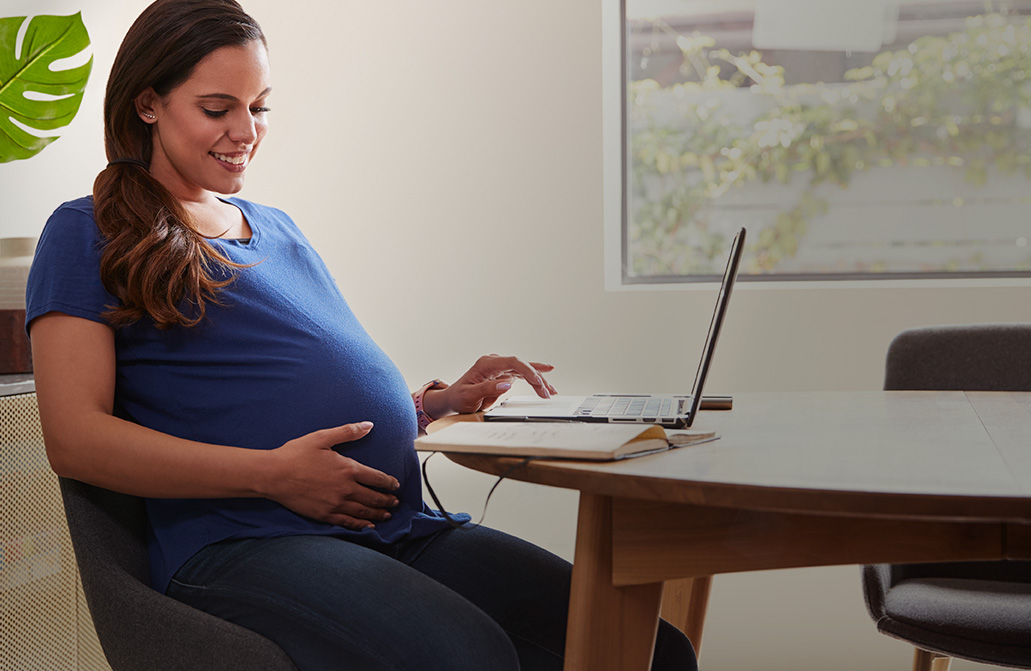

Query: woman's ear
[[135, 89, 159, 124]]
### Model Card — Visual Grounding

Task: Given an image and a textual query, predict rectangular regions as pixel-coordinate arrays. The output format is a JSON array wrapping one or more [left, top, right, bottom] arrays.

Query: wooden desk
[[440, 391, 1031, 671]]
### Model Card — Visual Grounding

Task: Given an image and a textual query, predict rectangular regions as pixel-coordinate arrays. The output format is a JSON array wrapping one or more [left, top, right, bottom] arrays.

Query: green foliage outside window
[[629, 11, 1031, 278]]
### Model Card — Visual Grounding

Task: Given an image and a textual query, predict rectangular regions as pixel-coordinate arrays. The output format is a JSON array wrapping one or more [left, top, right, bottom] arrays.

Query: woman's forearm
[[43, 407, 278, 499]]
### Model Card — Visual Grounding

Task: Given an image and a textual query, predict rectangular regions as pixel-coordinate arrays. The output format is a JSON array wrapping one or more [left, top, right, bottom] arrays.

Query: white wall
[[3, 1, 1028, 669]]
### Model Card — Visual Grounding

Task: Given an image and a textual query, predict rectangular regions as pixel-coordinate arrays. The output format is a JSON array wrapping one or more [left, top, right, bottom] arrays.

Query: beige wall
[[3, 1, 1027, 668]]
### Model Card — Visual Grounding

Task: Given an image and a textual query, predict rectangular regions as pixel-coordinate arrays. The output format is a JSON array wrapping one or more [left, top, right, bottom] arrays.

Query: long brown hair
[[94, 0, 266, 329]]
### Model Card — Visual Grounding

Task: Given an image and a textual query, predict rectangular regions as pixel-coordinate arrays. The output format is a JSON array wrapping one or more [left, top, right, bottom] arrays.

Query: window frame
[[603, 0, 1031, 290]]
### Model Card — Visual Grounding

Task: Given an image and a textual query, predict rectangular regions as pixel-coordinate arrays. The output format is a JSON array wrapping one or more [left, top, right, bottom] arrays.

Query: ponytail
[[94, 161, 242, 329]]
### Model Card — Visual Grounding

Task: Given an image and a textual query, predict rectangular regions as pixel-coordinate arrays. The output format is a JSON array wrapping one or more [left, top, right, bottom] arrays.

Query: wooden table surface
[[438, 391, 1031, 670]]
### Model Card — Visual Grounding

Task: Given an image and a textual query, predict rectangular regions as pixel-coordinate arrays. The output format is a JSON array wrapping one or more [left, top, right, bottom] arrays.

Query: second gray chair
[[862, 323, 1031, 671]]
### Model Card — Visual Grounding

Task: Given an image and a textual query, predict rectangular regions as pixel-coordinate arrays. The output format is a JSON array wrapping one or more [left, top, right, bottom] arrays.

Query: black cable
[[421, 452, 533, 529]]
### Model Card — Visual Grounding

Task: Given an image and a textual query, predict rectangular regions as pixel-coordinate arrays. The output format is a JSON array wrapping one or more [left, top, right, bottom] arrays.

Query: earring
[[142, 111, 156, 120]]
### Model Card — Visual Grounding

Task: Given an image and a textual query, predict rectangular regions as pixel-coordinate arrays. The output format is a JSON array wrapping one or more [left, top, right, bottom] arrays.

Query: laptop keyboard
[[577, 397, 676, 417]]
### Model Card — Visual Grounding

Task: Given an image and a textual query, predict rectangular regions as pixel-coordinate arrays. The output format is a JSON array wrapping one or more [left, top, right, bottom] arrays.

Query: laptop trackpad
[[486, 395, 589, 417]]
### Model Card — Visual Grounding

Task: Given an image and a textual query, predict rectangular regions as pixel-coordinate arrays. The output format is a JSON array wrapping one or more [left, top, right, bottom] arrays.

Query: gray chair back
[[884, 323, 1031, 391], [863, 323, 1031, 668], [60, 477, 297, 671]]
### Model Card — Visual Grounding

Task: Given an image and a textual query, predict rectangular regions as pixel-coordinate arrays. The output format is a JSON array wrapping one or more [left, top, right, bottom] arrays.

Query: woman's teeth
[[212, 152, 246, 165]]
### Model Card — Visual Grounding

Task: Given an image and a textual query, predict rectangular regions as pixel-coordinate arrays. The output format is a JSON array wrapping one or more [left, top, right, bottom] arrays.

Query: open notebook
[[415, 421, 718, 461]]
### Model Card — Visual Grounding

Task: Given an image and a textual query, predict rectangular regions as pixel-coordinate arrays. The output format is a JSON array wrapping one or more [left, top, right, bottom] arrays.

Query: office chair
[[60, 477, 298, 671], [861, 323, 1031, 671]]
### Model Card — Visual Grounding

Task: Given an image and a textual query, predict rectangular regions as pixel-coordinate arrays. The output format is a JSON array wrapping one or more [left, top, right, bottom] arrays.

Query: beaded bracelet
[[414, 379, 449, 431]]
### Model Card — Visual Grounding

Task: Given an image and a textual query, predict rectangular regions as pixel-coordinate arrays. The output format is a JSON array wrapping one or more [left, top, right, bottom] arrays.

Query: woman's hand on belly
[[262, 422, 401, 529]]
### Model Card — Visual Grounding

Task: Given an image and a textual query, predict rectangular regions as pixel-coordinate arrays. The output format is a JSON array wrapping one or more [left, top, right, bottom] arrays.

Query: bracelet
[[414, 379, 449, 431]]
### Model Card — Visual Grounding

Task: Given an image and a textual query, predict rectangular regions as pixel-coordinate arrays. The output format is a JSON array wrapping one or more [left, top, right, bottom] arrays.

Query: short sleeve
[[25, 197, 117, 333]]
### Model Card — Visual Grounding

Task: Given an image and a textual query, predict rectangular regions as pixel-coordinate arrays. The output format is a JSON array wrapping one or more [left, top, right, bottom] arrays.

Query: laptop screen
[[686, 227, 745, 421]]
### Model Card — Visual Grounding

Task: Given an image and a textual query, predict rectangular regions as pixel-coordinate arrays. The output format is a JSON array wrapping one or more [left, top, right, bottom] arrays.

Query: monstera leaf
[[0, 13, 92, 162]]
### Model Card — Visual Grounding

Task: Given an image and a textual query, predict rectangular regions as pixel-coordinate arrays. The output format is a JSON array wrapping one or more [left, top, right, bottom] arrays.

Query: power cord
[[421, 452, 533, 529]]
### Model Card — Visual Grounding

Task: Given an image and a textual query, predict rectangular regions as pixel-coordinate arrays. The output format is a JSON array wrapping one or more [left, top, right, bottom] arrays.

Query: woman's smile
[[211, 151, 249, 171]]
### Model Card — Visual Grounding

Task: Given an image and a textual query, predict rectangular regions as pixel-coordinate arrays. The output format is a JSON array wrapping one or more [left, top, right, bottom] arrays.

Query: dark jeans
[[167, 525, 697, 671]]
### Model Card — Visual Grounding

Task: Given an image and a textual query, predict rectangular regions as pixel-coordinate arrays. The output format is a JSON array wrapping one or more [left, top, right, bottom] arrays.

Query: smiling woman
[[21, 1, 697, 670]]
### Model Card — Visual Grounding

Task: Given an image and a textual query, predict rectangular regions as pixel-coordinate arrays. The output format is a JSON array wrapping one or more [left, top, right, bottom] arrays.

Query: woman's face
[[140, 40, 271, 203]]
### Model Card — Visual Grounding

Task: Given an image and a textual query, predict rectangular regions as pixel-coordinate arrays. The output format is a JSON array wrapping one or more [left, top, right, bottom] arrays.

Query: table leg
[[661, 576, 712, 656], [564, 493, 664, 671]]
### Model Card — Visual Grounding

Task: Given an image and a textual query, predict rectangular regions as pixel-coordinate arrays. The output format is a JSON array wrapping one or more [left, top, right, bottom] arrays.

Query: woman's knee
[[401, 612, 520, 671], [652, 619, 698, 671]]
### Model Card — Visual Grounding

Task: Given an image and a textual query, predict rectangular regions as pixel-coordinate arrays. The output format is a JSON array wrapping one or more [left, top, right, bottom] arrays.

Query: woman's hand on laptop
[[423, 354, 557, 418]]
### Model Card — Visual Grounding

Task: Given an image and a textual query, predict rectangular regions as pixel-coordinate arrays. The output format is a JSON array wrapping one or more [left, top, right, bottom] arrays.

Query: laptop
[[484, 227, 745, 429]]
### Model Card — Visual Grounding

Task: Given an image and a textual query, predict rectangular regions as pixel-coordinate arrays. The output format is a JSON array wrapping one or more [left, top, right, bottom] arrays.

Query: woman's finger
[[332, 501, 393, 524], [346, 459, 401, 491], [322, 512, 376, 530], [313, 421, 374, 446], [482, 356, 555, 394]]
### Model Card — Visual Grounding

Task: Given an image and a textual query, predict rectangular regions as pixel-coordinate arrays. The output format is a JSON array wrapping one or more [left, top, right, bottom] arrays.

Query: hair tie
[[107, 157, 149, 170]]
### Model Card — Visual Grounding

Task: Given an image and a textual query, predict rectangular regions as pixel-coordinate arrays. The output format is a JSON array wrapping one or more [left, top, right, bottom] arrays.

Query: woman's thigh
[[403, 524, 571, 669], [167, 535, 519, 671], [402, 524, 697, 671]]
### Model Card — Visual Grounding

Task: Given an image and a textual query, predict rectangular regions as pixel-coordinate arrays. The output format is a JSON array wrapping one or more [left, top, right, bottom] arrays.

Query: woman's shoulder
[[50, 195, 96, 221], [30, 196, 105, 274], [40, 196, 101, 245]]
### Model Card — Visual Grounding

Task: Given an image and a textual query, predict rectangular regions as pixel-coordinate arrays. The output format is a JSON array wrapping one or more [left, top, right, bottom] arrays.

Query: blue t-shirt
[[26, 196, 462, 592]]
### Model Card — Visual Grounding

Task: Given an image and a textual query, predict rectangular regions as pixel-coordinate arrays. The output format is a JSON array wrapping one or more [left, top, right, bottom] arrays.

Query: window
[[611, 0, 1031, 284]]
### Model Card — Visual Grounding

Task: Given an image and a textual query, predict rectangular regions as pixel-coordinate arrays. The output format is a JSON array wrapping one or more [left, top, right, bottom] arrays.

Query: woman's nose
[[229, 111, 257, 144]]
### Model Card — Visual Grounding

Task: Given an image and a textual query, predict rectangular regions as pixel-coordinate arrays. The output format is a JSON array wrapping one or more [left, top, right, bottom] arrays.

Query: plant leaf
[[0, 13, 93, 163]]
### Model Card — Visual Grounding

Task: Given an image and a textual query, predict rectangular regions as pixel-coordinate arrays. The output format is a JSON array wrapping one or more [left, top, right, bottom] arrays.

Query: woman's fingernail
[[496, 381, 513, 391], [359, 421, 374, 430]]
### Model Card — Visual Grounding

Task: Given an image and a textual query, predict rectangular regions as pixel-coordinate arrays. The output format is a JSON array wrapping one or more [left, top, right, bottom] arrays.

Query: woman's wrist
[[422, 387, 453, 420], [251, 445, 284, 500], [414, 380, 450, 430]]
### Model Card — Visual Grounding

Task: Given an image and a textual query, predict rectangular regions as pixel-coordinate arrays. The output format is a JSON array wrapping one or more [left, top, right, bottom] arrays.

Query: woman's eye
[[251, 106, 271, 115], [203, 109, 228, 118]]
